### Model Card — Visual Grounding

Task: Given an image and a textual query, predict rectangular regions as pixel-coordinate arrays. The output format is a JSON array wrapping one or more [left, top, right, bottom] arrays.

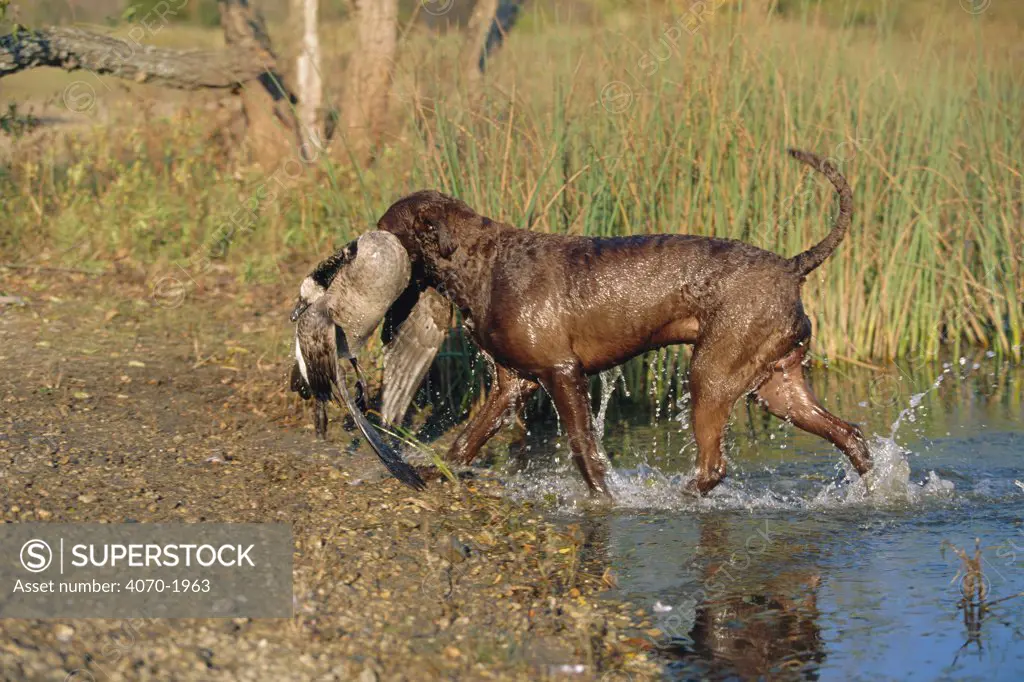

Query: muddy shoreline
[[0, 268, 661, 681]]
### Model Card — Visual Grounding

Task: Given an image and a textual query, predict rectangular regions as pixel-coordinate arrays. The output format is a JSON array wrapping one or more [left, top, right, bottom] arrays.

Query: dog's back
[[477, 229, 801, 374]]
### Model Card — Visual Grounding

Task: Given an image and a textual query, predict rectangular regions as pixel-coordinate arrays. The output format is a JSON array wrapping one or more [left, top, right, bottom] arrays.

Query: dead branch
[[1, 1, 304, 169], [0, 26, 266, 89]]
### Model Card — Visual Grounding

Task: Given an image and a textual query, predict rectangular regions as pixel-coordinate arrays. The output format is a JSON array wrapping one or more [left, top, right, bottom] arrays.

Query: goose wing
[[321, 231, 412, 354], [379, 286, 453, 427]]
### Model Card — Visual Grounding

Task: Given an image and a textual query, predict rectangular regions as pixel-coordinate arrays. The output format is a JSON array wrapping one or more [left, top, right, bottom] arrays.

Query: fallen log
[[0, 26, 267, 89], [0, 0, 304, 169]]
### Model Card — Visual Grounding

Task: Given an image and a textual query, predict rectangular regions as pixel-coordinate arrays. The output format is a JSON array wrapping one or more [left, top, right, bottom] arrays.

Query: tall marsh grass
[[1, 6, 1021, 412]]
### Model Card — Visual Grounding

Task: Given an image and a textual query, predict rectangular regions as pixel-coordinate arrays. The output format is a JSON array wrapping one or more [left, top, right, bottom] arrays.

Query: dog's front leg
[[447, 365, 539, 466], [542, 362, 612, 498]]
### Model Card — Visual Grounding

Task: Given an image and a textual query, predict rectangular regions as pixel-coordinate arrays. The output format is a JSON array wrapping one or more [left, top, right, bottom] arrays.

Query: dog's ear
[[435, 224, 458, 259], [415, 202, 458, 259]]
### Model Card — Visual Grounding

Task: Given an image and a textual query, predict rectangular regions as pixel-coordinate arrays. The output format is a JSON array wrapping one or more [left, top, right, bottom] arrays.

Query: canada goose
[[291, 236, 454, 429], [290, 230, 453, 490]]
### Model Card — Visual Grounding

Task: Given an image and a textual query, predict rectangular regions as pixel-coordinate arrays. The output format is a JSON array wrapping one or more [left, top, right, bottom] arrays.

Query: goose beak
[[290, 299, 310, 322]]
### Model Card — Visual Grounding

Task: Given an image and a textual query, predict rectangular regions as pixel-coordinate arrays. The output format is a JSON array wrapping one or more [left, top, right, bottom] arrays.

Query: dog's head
[[377, 190, 465, 266]]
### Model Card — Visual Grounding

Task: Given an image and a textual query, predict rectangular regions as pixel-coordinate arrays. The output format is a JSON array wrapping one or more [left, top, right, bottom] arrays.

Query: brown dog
[[378, 149, 872, 496]]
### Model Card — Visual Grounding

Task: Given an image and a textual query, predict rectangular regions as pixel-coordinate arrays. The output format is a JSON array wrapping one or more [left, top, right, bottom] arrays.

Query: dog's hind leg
[[447, 365, 538, 466], [755, 347, 872, 476], [541, 362, 612, 497], [684, 334, 781, 496]]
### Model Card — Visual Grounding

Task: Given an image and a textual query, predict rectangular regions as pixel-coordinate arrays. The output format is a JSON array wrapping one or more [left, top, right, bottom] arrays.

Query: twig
[[985, 591, 1024, 608], [1, 263, 106, 275]]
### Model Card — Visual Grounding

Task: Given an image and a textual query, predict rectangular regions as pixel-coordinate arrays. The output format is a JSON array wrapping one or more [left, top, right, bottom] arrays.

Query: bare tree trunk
[[459, 0, 522, 100], [218, 0, 303, 169], [461, 0, 498, 96], [292, 0, 322, 138], [340, 0, 398, 165]]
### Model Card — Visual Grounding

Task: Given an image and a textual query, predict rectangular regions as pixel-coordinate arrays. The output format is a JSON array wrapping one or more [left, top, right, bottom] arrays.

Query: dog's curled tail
[[786, 148, 853, 278]]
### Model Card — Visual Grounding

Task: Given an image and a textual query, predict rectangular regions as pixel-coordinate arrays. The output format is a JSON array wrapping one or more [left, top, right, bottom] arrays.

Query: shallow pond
[[499, 352, 1024, 680]]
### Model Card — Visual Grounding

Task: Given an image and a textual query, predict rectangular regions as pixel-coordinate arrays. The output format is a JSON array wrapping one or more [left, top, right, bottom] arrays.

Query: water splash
[[507, 441, 955, 513], [593, 367, 623, 442], [810, 369, 958, 505], [507, 366, 964, 513], [506, 356, 1018, 513], [889, 368, 950, 438], [804, 363, 958, 506], [674, 393, 691, 431], [811, 434, 954, 507]]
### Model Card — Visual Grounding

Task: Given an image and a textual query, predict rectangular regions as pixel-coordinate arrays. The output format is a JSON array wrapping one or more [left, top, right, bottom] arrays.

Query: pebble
[[54, 624, 75, 642], [436, 535, 470, 564]]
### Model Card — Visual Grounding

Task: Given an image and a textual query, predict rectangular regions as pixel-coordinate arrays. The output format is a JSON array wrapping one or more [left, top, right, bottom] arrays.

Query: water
[[497, 354, 1024, 680]]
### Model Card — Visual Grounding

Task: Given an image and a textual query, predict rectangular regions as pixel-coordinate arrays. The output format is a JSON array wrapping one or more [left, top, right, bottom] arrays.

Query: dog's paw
[[682, 475, 715, 498]]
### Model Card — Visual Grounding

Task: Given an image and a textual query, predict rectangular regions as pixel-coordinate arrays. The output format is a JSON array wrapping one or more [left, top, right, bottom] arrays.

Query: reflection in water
[[574, 513, 613, 571], [660, 518, 826, 681]]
